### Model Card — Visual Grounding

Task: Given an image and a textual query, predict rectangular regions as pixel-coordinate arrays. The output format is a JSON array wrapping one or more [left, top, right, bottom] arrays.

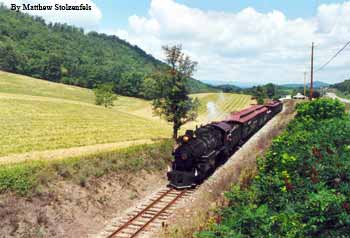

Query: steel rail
[[128, 189, 187, 238], [107, 188, 179, 238]]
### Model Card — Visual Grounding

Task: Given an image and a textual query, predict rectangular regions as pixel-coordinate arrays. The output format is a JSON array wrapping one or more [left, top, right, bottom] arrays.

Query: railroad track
[[106, 188, 194, 238]]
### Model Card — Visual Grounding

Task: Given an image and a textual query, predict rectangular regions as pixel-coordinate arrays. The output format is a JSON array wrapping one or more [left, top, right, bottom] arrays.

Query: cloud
[[110, 0, 350, 84], [0, 0, 102, 29]]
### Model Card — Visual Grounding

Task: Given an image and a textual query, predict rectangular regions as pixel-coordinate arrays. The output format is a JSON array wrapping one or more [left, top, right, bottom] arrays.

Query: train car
[[265, 100, 283, 120], [167, 101, 283, 189], [224, 105, 268, 140]]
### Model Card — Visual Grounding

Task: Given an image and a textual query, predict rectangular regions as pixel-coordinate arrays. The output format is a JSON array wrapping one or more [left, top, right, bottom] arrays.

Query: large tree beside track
[[152, 45, 199, 139]]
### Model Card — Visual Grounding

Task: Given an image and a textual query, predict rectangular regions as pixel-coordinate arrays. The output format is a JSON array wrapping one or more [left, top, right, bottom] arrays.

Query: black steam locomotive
[[167, 100, 283, 188]]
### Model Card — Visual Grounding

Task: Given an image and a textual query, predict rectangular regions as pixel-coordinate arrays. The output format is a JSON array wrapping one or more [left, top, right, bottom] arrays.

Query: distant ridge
[[281, 81, 330, 88], [203, 80, 330, 89]]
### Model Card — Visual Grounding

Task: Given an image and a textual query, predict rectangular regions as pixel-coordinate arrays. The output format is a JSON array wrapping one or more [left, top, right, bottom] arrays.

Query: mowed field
[[0, 71, 254, 160], [192, 93, 253, 122]]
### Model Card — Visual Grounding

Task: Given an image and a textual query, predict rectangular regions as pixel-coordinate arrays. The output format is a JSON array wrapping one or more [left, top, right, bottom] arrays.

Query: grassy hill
[[0, 71, 94, 103], [0, 71, 254, 158]]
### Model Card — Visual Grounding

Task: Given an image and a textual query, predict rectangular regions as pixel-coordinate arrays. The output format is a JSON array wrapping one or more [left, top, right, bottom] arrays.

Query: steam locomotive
[[167, 100, 283, 188]]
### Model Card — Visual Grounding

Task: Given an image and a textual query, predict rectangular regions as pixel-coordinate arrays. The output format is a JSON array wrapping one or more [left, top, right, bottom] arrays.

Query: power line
[[315, 40, 350, 73]]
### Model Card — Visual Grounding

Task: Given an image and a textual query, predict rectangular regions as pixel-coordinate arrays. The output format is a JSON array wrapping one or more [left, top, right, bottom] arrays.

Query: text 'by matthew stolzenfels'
[[10, 3, 92, 12]]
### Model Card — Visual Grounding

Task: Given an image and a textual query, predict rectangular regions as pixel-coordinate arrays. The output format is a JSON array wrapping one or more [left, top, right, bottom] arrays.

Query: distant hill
[[0, 5, 216, 97], [214, 84, 241, 93], [205, 80, 330, 90], [281, 81, 330, 88], [203, 80, 256, 88]]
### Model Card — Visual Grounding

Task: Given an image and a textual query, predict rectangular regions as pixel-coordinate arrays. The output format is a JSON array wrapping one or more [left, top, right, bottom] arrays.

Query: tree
[[93, 83, 117, 108], [253, 86, 267, 104], [265, 83, 276, 98], [0, 41, 21, 72], [116, 72, 144, 97], [42, 53, 63, 82], [152, 45, 199, 139], [141, 74, 162, 99]]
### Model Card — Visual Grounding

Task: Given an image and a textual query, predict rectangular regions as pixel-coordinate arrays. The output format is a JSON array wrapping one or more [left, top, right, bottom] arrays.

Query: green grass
[[0, 71, 253, 158], [0, 140, 173, 195]]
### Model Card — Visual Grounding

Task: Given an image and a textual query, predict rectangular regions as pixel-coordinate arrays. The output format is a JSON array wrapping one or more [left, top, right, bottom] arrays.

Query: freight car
[[167, 100, 283, 188]]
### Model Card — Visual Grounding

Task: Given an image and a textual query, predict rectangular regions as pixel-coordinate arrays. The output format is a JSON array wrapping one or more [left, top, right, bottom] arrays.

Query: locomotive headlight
[[183, 136, 190, 142], [167, 165, 171, 172]]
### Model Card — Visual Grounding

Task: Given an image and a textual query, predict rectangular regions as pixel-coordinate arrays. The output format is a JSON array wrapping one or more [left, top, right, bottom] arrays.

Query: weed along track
[[105, 188, 195, 238]]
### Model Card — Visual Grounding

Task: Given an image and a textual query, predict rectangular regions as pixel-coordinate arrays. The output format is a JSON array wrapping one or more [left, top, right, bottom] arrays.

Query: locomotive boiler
[[167, 100, 283, 188]]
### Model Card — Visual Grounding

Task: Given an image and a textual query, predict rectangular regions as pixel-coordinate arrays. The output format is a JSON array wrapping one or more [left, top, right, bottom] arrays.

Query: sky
[[1, 0, 350, 85]]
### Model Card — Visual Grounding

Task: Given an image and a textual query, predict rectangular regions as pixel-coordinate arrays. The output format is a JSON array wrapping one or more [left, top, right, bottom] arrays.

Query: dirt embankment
[[158, 100, 297, 238], [0, 170, 168, 238]]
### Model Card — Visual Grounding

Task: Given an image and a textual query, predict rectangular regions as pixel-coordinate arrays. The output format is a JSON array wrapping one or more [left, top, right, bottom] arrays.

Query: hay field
[[0, 95, 171, 157], [0, 71, 254, 158], [190, 93, 254, 124]]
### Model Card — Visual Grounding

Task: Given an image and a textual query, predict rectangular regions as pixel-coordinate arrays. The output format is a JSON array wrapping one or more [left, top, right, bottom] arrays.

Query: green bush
[[296, 98, 345, 120], [197, 99, 350, 238]]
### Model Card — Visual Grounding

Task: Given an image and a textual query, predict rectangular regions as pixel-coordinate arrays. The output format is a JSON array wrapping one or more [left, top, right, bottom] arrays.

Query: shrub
[[296, 98, 345, 120], [93, 83, 117, 108]]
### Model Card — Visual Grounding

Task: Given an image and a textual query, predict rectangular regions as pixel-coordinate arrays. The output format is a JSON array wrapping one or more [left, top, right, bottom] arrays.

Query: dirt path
[[0, 139, 157, 165]]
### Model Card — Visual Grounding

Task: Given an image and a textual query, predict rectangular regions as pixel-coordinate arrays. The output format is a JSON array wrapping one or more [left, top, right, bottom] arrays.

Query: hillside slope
[[0, 6, 215, 96], [332, 79, 350, 96], [0, 71, 253, 159]]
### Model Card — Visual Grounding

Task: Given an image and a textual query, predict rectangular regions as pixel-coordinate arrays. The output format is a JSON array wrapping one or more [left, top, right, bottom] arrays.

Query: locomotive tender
[[167, 100, 283, 188]]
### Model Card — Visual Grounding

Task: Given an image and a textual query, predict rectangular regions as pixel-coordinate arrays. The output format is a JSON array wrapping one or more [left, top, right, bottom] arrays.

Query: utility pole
[[310, 42, 314, 100], [304, 71, 307, 97]]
